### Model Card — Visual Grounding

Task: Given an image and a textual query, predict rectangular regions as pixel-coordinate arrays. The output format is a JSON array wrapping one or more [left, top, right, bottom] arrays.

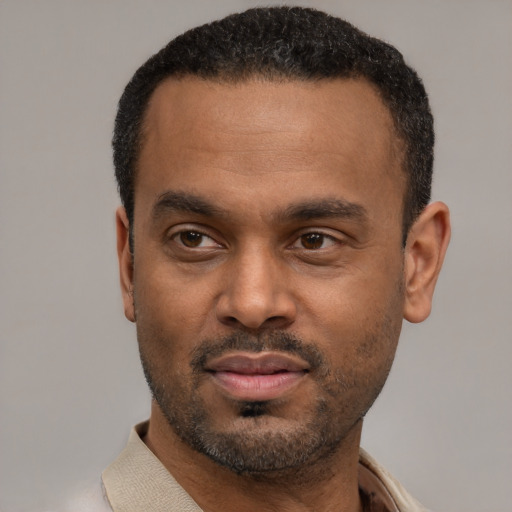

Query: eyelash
[[169, 228, 342, 252], [291, 232, 339, 250]]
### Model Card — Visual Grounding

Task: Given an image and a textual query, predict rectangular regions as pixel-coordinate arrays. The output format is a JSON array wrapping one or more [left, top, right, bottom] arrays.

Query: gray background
[[1, 1, 511, 511]]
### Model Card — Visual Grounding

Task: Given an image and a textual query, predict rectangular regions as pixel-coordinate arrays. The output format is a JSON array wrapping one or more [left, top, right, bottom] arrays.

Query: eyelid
[[289, 229, 346, 249], [166, 224, 224, 248], [173, 232, 219, 248]]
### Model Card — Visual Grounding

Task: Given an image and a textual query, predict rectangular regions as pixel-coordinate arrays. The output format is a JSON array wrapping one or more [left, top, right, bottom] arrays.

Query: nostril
[[266, 315, 291, 325], [218, 314, 292, 331]]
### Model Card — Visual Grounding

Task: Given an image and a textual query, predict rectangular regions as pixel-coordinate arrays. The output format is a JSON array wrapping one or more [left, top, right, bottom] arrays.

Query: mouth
[[204, 352, 309, 401]]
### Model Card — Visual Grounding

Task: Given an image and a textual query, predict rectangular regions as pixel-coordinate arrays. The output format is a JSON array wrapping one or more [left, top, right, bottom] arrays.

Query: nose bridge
[[216, 240, 295, 330]]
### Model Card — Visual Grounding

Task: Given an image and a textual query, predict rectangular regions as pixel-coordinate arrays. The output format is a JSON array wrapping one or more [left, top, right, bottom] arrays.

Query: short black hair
[[113, 6, 434, 240]]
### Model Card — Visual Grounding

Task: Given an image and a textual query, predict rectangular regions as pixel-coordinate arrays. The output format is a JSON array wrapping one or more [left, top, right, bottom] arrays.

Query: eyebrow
[[151, 191, 367, 225], [276, 198, 368, 223], [152, 191, 228, 220]]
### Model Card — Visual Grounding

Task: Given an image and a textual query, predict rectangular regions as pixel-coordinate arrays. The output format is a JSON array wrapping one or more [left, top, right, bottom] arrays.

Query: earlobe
[[403, 201, 451, 323], [116, 206, 136, 323]]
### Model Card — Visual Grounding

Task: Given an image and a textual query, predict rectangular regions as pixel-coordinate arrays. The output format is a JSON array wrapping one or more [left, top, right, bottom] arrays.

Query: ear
[[403, 201, 451, 323], [116, 206, 136, 322]]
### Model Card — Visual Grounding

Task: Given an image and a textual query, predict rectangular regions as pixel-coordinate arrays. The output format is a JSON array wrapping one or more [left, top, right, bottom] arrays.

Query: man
[[74, 6, 450, 512]]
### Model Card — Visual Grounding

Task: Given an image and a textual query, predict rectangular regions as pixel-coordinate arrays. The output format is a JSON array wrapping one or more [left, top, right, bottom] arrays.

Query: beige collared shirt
[[63, 422, 427, 512]]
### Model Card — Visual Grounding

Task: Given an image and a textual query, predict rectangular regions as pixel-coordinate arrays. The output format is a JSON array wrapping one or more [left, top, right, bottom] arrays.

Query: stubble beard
[[138, 325, 400, 478]]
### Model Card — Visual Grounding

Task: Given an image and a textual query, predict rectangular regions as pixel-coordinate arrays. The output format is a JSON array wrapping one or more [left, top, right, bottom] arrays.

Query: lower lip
[[210, 371, 305, 401]]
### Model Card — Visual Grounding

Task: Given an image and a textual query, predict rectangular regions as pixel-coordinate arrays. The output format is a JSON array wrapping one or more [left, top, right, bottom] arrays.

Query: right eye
[[172, 230, 220, 249]]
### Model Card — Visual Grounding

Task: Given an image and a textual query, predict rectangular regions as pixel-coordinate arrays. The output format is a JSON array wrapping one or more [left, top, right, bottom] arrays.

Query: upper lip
[[205, 352, 310, 375]]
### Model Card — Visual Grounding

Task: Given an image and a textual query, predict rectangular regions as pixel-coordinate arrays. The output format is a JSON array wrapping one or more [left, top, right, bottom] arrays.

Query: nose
[[215, 244, 297, 330]]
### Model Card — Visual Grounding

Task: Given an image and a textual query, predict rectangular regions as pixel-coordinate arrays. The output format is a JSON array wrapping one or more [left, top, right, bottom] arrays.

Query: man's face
[[124, 78, 407, 474]]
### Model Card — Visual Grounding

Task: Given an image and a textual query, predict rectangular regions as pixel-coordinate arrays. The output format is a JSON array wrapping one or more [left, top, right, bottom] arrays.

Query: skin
[[116, 77, 450, 512]]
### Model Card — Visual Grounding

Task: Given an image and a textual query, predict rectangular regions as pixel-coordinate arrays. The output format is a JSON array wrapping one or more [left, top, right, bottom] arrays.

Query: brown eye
[[300, 233, 325, 249], [179, 231, 205, 247], [173, 230, 221, 249]]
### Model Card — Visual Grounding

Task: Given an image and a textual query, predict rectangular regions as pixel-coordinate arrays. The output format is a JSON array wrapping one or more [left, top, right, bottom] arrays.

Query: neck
[[144, 402, 364, 512]]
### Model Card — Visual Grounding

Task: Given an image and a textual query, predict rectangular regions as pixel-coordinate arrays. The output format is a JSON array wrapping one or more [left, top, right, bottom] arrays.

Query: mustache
[[190, 330, 327, 373]]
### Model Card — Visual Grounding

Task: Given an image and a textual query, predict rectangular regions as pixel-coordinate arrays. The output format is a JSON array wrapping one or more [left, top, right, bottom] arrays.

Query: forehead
[[137, 77, 405, 223], [142, 76, 400, 159]]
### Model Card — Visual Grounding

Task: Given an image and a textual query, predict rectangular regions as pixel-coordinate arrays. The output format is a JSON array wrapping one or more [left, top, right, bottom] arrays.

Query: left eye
[[173, 231, 219, 248], [294, 233, 337, 250]]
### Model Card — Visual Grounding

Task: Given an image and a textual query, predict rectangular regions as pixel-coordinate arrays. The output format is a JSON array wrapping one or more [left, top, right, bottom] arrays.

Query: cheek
[[134, 260, 215, 328], [307, 267, 403, 325], [133, 263, 224, 382], [302, 263, 404, 365]]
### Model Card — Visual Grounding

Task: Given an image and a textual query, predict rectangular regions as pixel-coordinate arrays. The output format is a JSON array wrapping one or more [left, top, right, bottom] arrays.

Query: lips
[[205, 352, 309, 401]]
